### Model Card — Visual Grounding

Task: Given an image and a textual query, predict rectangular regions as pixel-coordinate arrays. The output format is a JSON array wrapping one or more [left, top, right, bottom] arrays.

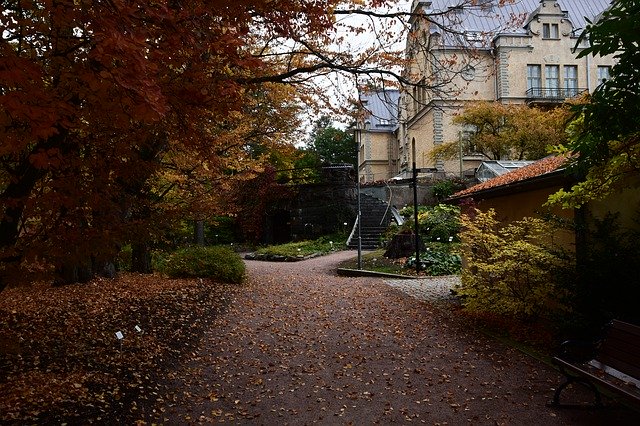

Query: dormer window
[[465, 31, 482, 42], [542, 23, 559, 39]]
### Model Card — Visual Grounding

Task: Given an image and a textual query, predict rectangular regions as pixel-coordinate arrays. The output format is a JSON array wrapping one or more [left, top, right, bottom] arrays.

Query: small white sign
[[115, 331, 124, 340]]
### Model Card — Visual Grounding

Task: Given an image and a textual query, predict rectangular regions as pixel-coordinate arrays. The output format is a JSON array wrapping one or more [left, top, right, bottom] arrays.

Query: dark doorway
[[269, 210, 291, 244]]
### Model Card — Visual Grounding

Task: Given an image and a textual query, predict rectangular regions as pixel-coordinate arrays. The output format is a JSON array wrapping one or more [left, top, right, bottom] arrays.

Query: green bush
[[255, 232, 347, 257], [406, 243, 462, 275], [206, 216, 238, 244], [115, 245, 133, 272], [161, 246, 245, 283], [419, 204, 461, 242], [399, 204, 461, 242], [432, 178, 466, 201], [458, 208, 572, 319]]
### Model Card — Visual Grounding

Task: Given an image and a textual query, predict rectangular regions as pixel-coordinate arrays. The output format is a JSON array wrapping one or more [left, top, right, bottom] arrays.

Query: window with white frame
[[527, 64, 542, 96], [545, 65, 560, 96], [597, 66, 611, 86], [542, 23, 559, 39], [564, 65, 578, 96]]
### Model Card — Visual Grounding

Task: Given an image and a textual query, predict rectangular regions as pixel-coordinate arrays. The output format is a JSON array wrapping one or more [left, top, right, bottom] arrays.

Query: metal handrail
[[525, 87, 588, 100]]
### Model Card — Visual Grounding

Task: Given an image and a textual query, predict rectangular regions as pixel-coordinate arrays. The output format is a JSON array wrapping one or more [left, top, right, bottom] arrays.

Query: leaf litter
[[1, 253, 638, 424]]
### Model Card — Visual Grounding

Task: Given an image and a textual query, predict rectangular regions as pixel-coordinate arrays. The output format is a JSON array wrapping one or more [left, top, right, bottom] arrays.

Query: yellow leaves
[[459, 208, 572, 318], [449, 101, 572, 160], [546, 136, 640, 209]]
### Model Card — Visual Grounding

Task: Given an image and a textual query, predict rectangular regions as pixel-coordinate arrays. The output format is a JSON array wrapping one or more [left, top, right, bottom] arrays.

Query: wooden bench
[[551, 319, 640, 409]]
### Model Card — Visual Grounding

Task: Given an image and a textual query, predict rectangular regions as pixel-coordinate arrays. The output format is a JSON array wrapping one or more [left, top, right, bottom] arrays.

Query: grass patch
[[254, 233, 347, 258], [338, 249, 412, 275], [339, 243, 462, 277]]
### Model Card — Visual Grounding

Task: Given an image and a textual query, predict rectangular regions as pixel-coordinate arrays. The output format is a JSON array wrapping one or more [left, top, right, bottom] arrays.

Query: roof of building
[[475, 160, 536, 182], [360, 89, 400, 132], [451, 155, 569, 198], [417, 0, 611, 48]]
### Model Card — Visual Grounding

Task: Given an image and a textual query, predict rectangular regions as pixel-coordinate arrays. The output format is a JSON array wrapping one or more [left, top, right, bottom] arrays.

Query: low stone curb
[[244, 252, 323, 262], [336, 268, 423, 279]]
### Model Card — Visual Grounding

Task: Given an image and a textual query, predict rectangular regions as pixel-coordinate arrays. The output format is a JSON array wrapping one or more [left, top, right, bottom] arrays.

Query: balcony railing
[[525, 87, 588, 103]]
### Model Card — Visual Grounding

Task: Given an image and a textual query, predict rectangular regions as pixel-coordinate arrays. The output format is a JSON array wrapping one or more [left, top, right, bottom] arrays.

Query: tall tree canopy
[[0, 0, 341, 286], [307, 116, 357, 166], [429, 101, 571, 161], [0, 0, 508, 288]]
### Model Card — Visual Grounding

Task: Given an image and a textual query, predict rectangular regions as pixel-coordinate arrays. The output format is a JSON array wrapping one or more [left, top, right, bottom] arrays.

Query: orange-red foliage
[[0, 1, 345, 286]]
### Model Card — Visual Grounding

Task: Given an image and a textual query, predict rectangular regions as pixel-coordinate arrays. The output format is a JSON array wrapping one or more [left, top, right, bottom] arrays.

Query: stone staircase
[[347, 194, 392, 250]]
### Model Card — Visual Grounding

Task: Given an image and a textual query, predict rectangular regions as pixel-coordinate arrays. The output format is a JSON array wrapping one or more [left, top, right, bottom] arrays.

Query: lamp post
[[412, 138, 420, 273], [356, 122, 363, 270]]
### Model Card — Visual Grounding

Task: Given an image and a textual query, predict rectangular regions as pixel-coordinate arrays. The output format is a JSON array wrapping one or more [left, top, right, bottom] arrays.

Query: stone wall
[[263, 166, 358, 244], [361, 182, 436, 210]]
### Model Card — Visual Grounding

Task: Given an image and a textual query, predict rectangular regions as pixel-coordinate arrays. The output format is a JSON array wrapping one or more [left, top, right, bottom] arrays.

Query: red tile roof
[[452, 155, 569, 198]]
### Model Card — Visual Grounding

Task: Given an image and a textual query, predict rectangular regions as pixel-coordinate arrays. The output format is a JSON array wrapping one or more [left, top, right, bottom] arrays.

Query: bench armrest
[[557, 339, 600, 363]]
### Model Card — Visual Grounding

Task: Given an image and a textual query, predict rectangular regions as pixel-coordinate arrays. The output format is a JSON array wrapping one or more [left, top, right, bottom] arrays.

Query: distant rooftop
[[452, 155, 569, 198], [414, 0, 612, 48], [476, 160, 535, 182], [359, 89, 400, 132]]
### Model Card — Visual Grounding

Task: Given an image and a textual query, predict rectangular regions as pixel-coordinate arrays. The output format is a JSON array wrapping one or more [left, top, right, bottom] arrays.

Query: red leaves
[[0, 274, 234, 423], [28, 148, 62, 170]]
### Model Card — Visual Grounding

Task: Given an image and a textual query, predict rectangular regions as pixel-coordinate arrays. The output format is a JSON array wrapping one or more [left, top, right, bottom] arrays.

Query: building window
[[564, 65, 578, 96], [543, 23, 559, 39], [545, 65, 560, 96], [527, 65, 542, 96], [597, 66, 611, 86]]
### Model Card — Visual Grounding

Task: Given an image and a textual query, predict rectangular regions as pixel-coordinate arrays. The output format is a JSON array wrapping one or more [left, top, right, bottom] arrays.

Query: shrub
[[161, 246, 245, 283], [255, 232, 347, 258], [206, 216, 238, 245], [420, 204, 461, 242], [115, 245, 133, 272], [406, 242, 462, 275], [400, 204, 461, 242], [432, 178, 466, 201], [458, 208, 572, 319]]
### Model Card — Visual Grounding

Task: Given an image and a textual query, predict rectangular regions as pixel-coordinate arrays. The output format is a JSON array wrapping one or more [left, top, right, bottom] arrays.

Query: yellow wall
[[589, 176, 640, 230], [473, 184, 576, 249]]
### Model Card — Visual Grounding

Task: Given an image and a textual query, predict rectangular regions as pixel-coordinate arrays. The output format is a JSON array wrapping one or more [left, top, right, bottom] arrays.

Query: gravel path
[[385, 276, 460, 302], [164, 251, 637, 425]]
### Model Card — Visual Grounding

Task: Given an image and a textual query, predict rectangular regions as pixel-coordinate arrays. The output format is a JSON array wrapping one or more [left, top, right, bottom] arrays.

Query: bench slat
[[604, 329, 640, 353], [597, 321, 640, 380], [598, 346, 640, 380], [552, 320, 640, 409], [554, 357, 640, 407]]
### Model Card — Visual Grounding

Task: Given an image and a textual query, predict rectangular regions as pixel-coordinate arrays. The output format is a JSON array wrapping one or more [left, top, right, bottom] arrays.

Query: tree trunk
[[383, 233, 425, 259], [132, 243, 152, 273], [55, 262, 94, 286], [194, 220, 205, 246]]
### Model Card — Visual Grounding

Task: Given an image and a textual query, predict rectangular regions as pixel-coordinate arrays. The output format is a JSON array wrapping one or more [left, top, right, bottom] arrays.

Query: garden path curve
[[167, 251, 637, 425]]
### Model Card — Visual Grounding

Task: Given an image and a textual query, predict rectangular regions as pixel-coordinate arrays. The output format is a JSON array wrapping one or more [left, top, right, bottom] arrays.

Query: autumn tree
[[0, 1, 333, 287], [429, 101, 571, 162], [0, 0, 513, 289]]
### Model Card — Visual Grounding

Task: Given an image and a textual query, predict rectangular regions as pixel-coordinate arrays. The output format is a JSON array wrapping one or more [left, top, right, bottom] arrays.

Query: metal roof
[[360, 90, 400, 132], [418, 0, 612, 48], [476, 160, 535, 182]]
